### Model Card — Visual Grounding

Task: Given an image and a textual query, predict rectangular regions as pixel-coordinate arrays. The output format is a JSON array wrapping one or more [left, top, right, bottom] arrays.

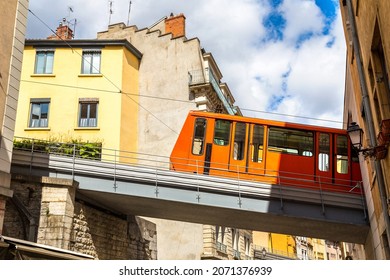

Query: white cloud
[[279, 0, 324, 44]]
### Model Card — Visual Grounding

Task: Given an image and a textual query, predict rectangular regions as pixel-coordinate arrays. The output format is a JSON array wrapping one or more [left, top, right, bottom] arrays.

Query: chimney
[[47, 19, 73, 40], [164, 13, 186, 38]]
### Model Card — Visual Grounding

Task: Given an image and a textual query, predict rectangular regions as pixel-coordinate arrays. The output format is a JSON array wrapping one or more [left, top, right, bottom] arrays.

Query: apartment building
[[0, 0, 29, 234], [14, 23, 142, 161], [340, 0, 390, 259]]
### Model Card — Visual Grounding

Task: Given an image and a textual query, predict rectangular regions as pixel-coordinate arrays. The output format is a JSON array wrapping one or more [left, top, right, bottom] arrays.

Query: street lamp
[[347, 122, 363, 150], [347, 122, 388, 160]]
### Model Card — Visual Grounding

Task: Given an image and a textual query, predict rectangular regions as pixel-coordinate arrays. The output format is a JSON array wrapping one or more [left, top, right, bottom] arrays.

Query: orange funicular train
[[170, 111, 363, 194]]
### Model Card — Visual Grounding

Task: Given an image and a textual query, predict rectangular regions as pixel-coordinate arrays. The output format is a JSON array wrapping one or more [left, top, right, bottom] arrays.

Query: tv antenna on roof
[[127, 1, 132, 26], [59, 6, 77, 38], [108, 0, 114, 25]]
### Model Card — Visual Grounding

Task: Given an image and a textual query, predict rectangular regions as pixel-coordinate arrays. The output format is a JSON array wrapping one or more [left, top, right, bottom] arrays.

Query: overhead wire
[[240, 108, 345, 125], [21, 80, 194, 104], [21, 78, 346, 126]]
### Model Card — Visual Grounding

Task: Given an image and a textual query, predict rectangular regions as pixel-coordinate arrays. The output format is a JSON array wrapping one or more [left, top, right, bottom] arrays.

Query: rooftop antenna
[[68, 6, 73, 18], [127, 1, 132, 26], [108, 0, 114, 26], [66, 6, 77, 38]]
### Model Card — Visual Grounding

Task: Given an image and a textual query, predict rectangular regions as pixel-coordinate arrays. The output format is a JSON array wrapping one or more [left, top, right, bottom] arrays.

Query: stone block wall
[[4, 174, 157, 259], [70, 203, 157, 259]]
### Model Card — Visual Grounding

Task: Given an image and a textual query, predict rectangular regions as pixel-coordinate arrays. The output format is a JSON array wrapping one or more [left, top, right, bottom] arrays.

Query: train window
[[233, 123, 246, 160], [318, 133, 330, 171], [214, 120, 231, 146], [251, 125, 264, 162], [336, 135, 349, 174], [192, 118, 207, 155], [268, 127, 313, 156]]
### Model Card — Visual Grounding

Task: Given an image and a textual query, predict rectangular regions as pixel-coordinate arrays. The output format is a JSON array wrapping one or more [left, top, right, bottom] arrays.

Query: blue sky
[[26, 0, 346, 127]]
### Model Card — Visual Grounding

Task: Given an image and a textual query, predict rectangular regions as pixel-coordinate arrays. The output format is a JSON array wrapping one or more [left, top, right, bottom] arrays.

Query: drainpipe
[[345, 0, 390, 256]]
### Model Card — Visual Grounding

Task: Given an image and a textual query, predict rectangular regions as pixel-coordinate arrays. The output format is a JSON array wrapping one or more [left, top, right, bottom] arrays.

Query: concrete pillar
[[36, 177, 78, 250]]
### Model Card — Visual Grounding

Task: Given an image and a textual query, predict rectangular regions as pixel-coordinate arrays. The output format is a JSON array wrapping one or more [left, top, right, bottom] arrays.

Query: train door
[[333, 134, 351, 190], [247, 124, 266, 177], [229, 122, 249, 174], [207, 119, 232, 177], [315, 132, 333, 188]]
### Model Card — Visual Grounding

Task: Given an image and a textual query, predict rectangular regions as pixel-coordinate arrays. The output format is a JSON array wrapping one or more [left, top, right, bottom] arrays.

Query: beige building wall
[[98, 21, 203, 161], [0, 0, 29, 234], [97, 15, 247, 260]]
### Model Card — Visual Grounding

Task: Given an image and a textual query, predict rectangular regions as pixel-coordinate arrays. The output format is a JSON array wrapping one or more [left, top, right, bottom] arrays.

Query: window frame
[[268, 126, 314, 157], [213, 119, 231, 146], [251, 124, 264, 163], [318, 133, 330, 172], [34, 49, 54, 74], [233, 122, 247, 160], [81, 49, 102, 74], [192, 118, 207, 155], [336, 135, 349, 174], [78, 98, 99, 128], [29, 98, 50, 128]]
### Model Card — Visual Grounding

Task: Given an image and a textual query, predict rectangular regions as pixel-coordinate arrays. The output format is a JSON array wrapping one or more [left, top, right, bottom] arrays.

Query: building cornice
[[25, 39, 143, 60]]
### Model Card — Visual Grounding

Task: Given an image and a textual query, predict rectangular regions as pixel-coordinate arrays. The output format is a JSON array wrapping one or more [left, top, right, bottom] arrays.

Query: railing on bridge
[[11, 136, 367, 215]]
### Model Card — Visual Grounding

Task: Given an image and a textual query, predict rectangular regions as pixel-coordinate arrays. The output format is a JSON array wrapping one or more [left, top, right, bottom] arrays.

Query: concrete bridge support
[[3, 174, 157, 259]]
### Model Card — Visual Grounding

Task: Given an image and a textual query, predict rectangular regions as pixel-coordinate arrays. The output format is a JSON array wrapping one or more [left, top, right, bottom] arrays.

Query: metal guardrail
[[11, 137, 367, 213]]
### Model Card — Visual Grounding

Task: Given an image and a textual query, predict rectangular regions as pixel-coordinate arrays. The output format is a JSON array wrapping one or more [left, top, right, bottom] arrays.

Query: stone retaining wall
[[4, 174, 157, 259]]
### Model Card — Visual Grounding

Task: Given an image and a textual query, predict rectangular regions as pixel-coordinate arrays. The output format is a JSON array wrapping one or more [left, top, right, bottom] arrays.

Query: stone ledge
[[0, 186, 13, 198], [11, 174, 79, 188]]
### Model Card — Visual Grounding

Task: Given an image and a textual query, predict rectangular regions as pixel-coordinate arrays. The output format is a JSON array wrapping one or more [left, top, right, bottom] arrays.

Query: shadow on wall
[[71, 202, 157, 260], [3, 175, 157, 260]]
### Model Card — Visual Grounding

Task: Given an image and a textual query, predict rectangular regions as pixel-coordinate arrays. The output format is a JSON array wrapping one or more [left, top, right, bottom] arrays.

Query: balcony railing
[[188, 69, 236, 115], [216, 241, 227, 254], [188, 69, 207, 85]]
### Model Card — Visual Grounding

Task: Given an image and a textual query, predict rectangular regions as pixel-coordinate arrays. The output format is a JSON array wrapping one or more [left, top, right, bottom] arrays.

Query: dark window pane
[[233, 122, 246, 160], [192, 118, 207, 155], [268, 127, 313, 156], [337, 135, 349, 174], [252, 125, 264, 163], [319, 133, 330, 171], [214, 120, 231, 146]]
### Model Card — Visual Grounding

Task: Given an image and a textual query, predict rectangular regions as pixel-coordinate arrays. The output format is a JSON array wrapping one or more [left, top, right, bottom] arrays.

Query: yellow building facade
[[253, 232, 297, 259], [15, 37, 142, 161]]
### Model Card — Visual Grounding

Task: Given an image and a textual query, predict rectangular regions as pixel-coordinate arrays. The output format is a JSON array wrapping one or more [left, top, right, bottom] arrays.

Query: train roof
[[187, 111, 347, 134]]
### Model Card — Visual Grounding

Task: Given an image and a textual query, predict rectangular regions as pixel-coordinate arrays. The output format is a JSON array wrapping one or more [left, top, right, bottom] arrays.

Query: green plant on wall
[[13, 138, 103, 160]]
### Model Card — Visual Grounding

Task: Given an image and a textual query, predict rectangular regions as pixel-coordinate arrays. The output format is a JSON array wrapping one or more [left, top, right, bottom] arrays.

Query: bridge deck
[[11, 150, 369, 244]]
